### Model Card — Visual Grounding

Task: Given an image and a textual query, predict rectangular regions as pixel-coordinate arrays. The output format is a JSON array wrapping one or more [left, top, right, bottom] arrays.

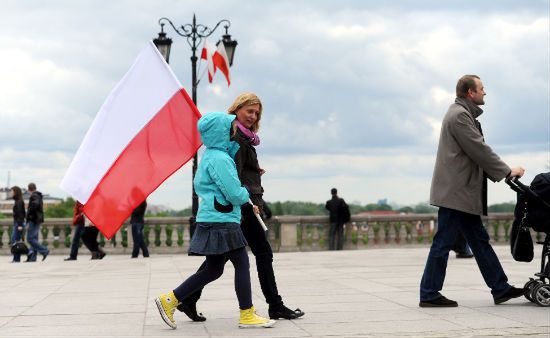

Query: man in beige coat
[[419, 75, 526, 307]]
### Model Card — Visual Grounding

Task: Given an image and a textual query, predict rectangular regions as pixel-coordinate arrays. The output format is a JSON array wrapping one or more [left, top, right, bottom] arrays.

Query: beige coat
[[430, 98, 510, 216]]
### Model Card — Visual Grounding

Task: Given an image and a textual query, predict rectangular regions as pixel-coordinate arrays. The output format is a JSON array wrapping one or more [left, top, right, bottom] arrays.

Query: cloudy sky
[[0, 0, 548, 209]]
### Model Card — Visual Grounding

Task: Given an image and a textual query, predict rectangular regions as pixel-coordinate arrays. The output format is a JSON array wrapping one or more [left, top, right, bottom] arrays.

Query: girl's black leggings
[[173, 246, 252, 309]]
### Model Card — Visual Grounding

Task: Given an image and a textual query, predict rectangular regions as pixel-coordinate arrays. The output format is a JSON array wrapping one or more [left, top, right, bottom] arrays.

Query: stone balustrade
[[0, 213, 540, 255]]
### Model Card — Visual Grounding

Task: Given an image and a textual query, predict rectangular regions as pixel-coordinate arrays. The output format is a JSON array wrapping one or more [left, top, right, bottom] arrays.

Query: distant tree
[[398, 206, 414, 213], [413, 203, 438, 214], [269, 201, 284, 216], [488, 202, 515, 212], [349, 204, 366, 215], [280, 201, 325, 215], [45, 197, 75, 218], [173, 208, 192, 217], [147, 211, 170, 217], [365, 203, 392, 211]]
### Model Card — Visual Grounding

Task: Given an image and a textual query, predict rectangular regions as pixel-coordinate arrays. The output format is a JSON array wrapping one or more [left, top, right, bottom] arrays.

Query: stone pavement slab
[[0, 246, 548, 337]]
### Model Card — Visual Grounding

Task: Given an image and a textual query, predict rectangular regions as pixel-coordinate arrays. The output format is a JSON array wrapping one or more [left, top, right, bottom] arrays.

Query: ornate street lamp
[[152, 23, 172, 62], [218, 25, 238, 66], [153, 15, 237, 236]]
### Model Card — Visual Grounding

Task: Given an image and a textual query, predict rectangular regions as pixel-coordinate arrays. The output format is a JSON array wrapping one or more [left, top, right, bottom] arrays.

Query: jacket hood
[[198, 112, 236, 151]]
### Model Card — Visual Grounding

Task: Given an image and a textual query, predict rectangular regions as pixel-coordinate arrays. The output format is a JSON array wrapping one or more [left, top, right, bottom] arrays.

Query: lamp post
[[153, 15, 237, 236]]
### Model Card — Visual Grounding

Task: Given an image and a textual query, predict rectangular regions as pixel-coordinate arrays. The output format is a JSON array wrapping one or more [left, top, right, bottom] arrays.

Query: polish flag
[[60, 41, 202, 239], [200, 38, 216, 83], [213, 43, 231, 86]]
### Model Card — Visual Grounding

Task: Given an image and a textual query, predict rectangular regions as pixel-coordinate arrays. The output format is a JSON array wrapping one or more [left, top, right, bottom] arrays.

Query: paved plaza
[[0, 246, 549, 337]]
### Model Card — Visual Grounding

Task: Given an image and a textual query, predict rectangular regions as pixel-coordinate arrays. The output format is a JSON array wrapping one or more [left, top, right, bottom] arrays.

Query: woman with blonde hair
[[178, 93, 305, 321]]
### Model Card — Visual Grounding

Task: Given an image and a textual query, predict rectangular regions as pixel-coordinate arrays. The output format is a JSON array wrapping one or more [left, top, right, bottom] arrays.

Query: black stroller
[[506, 173, 550, 306]]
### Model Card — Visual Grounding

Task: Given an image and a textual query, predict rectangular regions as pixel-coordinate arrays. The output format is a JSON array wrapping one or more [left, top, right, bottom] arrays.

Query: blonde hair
[[227, 92, 263, 132]]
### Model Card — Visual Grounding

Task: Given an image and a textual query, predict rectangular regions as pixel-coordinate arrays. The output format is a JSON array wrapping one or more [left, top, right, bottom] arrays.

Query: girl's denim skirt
[[188, 222, 247, 256]]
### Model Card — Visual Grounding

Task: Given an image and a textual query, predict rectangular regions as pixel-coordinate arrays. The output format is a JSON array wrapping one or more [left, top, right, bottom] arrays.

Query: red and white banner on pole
[[200, 39, 231, 86], [201, 38, 216, 83], [61, 41, 202, 239]]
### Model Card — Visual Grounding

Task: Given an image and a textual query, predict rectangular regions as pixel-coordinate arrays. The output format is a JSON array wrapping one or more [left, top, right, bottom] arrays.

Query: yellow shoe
[[155, 291, 180, 329], [239, 306, 276, 328]]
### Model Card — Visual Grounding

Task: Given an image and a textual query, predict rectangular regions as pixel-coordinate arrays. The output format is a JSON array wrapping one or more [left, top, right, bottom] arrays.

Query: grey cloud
[[0, 0, 548, 208]]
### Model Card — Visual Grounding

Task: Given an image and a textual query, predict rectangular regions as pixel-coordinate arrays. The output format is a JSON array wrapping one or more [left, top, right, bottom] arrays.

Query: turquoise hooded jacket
[[194, 112, 250, 223]]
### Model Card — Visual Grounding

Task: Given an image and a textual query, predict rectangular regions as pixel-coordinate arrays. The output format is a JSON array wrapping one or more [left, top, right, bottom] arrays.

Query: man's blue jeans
[[131, 222, 149, 258], [26, 221, 49, 259], [69, 224, 85, 259], [420, 207, 511, 301]]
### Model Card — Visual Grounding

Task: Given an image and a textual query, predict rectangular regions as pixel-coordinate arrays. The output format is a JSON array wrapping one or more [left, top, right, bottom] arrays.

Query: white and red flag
[[61, 41, 202, 239], [200, 38, 216, 83], [213, 42, 231, 86], [200, 39, 231, 86]]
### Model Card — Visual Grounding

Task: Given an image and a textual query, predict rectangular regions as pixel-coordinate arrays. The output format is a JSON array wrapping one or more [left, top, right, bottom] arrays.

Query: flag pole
[[249, 199, 268, 231]]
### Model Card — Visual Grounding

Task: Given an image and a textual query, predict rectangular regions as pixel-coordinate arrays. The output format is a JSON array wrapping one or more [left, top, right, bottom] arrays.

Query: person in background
[[26, 183, 48, 262], [131, 200, 149, 258], [10, 186, 26, 263], [81, 215, 107, 260], [64, 201, 85, 261], [325, 188, 349, 250]]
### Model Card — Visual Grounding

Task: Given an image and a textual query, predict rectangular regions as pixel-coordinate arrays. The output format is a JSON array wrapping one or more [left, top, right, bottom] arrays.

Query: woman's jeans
[[420, 207, 511, 301], [11, 222, 25, 262], [26, 221, 49, 260], [131, 222, 149, 257]]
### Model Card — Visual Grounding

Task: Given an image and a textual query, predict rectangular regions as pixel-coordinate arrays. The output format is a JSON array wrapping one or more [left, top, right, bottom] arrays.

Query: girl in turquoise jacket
[[155, 112, 275, 329]]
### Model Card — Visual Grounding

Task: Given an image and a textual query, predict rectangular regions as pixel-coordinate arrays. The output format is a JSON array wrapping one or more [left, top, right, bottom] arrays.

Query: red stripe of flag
[[83, 88, 201, 239]]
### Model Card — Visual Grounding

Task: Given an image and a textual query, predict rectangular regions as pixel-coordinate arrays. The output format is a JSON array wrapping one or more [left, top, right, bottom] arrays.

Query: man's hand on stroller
[[509, 166, 525, 178]]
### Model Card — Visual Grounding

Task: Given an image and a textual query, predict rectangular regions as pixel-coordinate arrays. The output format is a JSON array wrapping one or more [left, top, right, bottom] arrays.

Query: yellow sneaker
[[239, 306, 276, 328], [155, 291, 180, 329]]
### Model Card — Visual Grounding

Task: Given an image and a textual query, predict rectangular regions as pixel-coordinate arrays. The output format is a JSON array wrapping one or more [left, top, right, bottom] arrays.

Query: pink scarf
[[236, 120, 260, 146]]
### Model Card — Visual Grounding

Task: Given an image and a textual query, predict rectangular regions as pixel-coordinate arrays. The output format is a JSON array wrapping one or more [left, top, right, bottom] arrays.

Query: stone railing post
[[277, 216, 300, 252]]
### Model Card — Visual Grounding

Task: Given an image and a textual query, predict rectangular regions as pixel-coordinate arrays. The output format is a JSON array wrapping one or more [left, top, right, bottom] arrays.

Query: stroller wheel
[[532, 284, 550, 307], [524, 279, 541, 302]]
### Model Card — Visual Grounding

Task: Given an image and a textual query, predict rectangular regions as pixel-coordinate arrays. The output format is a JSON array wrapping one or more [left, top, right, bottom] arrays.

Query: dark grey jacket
[[130, 200, 147, 224], [430, 98, 510, 216], [26, 191, 44, 223]]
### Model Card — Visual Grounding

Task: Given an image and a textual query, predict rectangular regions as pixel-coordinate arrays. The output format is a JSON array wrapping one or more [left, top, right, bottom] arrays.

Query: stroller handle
[[506, 176, 550, 210], [505, 176, 529, 194]]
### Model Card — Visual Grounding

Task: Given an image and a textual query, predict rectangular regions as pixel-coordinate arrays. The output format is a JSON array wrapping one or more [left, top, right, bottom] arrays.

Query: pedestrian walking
[[155, 112, 275, 329], [130, 200, 149, 258], [81, 215, 106, 260], [64, 201, 85, 261], [178, 93, 304, 321], [419, 75, 526, 307], [9, 186, 26, 263], [325, 188, 350, 250], [25, 183, 49, 262]]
